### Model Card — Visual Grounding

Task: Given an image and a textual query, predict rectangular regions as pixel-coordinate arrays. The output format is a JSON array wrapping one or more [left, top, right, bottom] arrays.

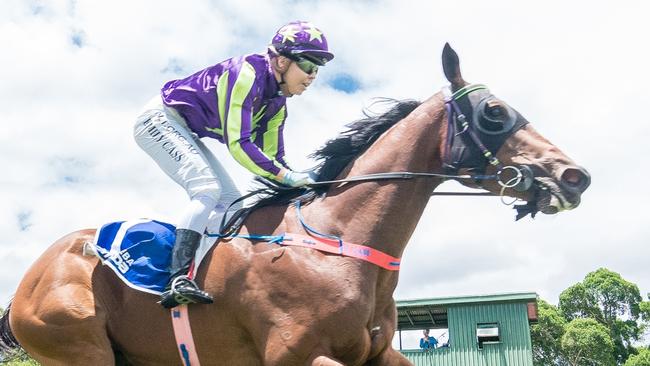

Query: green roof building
[[396, 292, 538, 366]]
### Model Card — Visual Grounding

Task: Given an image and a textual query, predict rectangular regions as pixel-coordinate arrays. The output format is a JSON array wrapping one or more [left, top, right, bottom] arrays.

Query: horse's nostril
[[563, 170, 581, 185], [561, 167, 591, 193]]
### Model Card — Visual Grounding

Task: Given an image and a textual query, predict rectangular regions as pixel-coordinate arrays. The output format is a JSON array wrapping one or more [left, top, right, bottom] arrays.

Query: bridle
[[442, 84, 534, 193]]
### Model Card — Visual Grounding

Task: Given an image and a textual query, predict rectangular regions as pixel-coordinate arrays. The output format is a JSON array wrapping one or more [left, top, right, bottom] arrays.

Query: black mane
[[220, 98, 421, 235]]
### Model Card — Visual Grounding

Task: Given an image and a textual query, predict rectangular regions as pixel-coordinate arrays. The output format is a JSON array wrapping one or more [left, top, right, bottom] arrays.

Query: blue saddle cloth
[[94, 219, 177, 294]]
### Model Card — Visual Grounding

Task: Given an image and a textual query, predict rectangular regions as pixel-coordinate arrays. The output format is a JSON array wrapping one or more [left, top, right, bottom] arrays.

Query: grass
[[0, 353, 39, 365]]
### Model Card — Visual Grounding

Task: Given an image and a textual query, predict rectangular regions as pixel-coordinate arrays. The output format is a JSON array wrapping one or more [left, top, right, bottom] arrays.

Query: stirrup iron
[[170, 275, 198, 305]]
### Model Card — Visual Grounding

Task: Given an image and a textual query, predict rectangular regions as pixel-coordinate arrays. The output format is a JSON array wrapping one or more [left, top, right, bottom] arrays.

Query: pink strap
[[279, 232, 401, 271], [171, 305, 201, 366]]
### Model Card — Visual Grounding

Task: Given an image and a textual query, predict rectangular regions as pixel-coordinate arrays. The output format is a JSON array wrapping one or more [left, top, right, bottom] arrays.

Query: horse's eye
[[487, 105, 505, 119], [476, 98, 517, 135]]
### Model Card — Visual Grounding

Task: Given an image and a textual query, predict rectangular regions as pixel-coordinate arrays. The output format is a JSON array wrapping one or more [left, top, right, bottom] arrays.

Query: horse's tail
[[0, 301, 24, 358]]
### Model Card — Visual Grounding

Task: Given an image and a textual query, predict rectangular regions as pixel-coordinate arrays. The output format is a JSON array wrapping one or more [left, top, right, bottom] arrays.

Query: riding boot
[[159, 228, 214, 308]]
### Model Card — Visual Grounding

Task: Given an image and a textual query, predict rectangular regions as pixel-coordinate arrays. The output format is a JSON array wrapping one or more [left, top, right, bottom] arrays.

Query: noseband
[[443, 84, 533, 192]]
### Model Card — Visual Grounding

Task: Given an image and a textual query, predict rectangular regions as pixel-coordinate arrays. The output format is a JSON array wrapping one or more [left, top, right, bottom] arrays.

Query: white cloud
[[1, 0, 649, 317]]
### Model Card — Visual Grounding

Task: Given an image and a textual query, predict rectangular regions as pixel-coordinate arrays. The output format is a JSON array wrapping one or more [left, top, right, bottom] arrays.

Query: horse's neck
[[309, 93, 447, 259]]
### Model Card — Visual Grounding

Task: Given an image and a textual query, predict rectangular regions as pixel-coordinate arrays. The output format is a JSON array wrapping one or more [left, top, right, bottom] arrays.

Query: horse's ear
[[442, 43, 466, 90]]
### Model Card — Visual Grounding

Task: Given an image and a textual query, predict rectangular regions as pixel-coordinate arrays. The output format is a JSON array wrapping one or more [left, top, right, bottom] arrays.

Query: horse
[[0, 43, 590, 365]]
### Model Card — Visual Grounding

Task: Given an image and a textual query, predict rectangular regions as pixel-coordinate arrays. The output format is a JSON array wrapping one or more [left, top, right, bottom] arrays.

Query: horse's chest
[[257, 265, 373, 357]]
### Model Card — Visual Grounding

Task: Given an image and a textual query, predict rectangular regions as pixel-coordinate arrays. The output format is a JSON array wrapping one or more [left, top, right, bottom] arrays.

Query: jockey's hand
[[305, 167, 320, 182], [281, 170, 315, 187]]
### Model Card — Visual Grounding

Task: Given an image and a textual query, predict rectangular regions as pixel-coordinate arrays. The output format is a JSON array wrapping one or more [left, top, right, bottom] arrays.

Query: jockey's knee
[[188, 183, 221, 203]]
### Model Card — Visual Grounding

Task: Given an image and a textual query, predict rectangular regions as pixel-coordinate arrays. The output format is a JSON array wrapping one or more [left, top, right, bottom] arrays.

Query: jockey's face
[[274, 56, 317, 97]]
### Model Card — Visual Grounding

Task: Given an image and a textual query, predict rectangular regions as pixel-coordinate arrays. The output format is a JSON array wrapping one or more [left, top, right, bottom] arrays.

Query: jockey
[[133, 21, 334, 308]]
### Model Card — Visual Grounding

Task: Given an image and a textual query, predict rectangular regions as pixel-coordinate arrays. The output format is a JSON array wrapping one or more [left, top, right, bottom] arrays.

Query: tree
[[624, 348, 650, 366], [640, 298, 650, 324], [561, 318, 615, 366], [560, 283, 602, 322], [531, 299, 568, 365], [559, 268, 646, 364]]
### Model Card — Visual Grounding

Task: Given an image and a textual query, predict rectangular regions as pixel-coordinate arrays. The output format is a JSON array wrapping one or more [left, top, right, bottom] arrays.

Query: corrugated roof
[[396, 292, 538, 330], [396, 292, 538, 307], [397, 303, 449, 330]]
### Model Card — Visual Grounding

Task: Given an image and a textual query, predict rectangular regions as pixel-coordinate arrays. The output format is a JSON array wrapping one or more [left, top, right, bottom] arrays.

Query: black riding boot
[[159, 228, 214, 308]]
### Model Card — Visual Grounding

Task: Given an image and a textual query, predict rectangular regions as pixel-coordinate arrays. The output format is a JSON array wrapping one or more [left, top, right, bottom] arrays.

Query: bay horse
[[0, 44, 590, 365]]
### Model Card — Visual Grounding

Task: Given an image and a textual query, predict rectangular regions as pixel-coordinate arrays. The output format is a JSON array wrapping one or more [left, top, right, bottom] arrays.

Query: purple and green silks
[[161, 53, 289, 179]]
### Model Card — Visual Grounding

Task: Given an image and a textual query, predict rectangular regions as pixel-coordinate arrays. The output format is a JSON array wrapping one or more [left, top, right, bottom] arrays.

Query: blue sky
[[329, 73, 361, 93], [1, 0, 649, 349]]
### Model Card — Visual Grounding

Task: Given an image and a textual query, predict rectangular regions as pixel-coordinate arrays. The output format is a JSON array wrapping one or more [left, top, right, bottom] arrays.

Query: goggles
[[290, 56, 319, 75]]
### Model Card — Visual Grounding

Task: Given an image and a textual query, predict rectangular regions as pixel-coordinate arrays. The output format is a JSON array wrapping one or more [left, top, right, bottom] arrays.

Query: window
[[476, 322, 500, 349], [392, 328, 450, 350]]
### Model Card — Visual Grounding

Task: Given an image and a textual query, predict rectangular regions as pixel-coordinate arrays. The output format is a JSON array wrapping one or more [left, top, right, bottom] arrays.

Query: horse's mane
[[221, 98, 421, 235]]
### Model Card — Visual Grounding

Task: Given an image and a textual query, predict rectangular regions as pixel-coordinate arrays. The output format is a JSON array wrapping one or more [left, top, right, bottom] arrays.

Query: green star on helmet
[[278, 26, 297, 43], [305, 25, 323, 42], [269, 21, 334, 64]]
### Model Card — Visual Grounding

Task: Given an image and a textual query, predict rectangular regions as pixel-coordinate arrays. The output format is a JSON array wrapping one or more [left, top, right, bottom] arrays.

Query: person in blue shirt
[[420, 329, 438, 350]]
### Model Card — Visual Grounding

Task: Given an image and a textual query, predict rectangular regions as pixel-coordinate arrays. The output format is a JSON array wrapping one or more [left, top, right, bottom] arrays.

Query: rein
[[308, 171, 495, 196], [304, 84, 539, 219], [307, 170, 520, 197]]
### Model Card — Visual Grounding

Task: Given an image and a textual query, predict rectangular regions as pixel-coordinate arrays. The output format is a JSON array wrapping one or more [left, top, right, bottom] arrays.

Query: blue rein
[[206, 200, 344, 254]]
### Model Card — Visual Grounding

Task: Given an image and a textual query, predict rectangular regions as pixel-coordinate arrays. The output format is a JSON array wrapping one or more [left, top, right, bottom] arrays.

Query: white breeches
[[133, 96, 242, 231]]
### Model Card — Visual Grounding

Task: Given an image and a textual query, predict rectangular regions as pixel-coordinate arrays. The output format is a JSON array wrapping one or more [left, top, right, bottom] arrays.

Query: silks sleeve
[[261, 105, 291, 170], [224, 62, 286, 179]]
